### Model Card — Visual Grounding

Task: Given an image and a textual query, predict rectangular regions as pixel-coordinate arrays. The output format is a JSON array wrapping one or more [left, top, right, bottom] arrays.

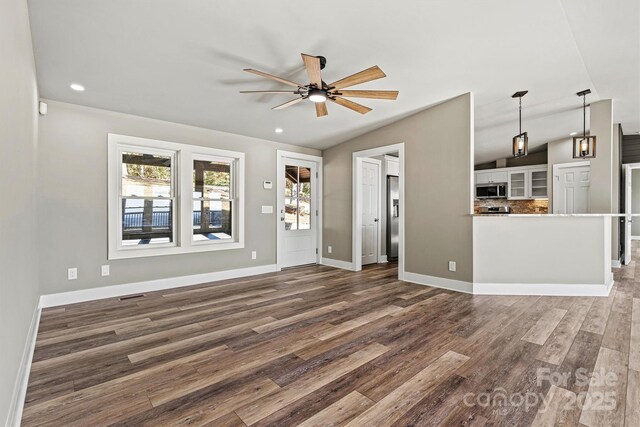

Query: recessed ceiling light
[[570, 132, 578, 136], [275, 128, 283, 133], [70, 83, 85, 92]]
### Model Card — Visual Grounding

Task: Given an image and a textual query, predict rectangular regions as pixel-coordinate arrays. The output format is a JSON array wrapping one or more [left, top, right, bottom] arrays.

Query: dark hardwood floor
[[23, 252, 640, 426]]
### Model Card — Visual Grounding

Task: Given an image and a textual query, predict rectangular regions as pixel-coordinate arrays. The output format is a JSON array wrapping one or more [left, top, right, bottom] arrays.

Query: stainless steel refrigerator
[[387, 176, 399, 261]]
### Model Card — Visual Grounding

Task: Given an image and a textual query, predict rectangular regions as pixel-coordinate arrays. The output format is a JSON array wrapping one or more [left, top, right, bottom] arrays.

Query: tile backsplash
[[474, 198, 549, 214]]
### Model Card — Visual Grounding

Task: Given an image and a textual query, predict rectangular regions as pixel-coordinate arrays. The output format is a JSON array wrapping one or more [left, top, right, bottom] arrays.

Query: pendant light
[[573, 89, 596, 158], [512, 91, 529, 158]]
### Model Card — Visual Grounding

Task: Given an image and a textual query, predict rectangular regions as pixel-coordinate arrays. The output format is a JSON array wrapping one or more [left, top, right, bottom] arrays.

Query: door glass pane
[[298, 168, 311, 230], [122, 198, 173, 245], [122, 152, 172, 197], [192, 200, 232, 241], [193, 160, 231, 199], [284, 165, 312, 231]]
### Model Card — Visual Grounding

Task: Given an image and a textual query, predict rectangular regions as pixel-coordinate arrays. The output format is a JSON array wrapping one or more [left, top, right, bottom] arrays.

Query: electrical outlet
[[251, 251, 257, 260], [101, 265, 110, 277], [68, 267, 78, 280], [448, 261, 456, 272], [328, 246, 333, 254]]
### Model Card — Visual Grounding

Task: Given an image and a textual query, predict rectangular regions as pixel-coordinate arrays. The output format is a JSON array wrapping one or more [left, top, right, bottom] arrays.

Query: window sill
[[108, 241, 244, 260]]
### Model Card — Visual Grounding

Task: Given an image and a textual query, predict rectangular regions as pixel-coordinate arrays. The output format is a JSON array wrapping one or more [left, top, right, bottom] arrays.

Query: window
[[284, 165, 312, 230], [108, 134, 244, 259]]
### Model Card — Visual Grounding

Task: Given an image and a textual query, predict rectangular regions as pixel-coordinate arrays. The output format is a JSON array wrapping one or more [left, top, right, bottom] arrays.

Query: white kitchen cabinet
[[385, 157, 399, 176], [508, 171, 527, 199], [476, 170, 508, 184], [476, 164, 548, 200], [529, 167, 548, 198]]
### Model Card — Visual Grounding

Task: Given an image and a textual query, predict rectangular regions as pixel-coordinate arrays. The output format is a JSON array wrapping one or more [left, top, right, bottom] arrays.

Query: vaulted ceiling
[[28, 0, 639, 164]]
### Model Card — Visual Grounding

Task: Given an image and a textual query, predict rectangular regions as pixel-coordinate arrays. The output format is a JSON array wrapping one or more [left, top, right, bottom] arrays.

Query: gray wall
[[622, 134, 640, 164], [37, 100, 320, 295], [475, 149, 547, 171], [632, 169, 640, 236], [323, 93, 474, 282], [0, 0, 40, 422]]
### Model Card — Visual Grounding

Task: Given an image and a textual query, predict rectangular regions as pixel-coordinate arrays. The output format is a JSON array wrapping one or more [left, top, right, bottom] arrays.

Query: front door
[[361, 159, 380, 265], [279, 158, 317, 268], [554, 165, 590, 214]]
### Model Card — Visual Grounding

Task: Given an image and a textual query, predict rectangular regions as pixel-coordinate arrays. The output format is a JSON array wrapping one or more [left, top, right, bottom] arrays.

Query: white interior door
[[625, 165, 632, 265], [554, 165, 591, 214], [280, 158, 317, 268], [361, 159, 380, 265]]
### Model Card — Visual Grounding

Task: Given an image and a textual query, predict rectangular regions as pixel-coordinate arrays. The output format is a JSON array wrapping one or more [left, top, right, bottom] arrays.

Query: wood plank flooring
[[23, 248, 640, 426]]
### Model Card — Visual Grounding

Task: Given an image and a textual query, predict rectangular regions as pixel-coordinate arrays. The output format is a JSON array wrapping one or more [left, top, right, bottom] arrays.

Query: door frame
[[624, 163, 640, 265], [552, 161, 591, 214], [359, 157, 382, 266], [276, 150, 323, 271], [352, 143, 405, 279]]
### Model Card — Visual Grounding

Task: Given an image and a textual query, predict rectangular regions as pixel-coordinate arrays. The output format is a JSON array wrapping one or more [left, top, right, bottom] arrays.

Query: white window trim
[[108, 133, 245, 260]]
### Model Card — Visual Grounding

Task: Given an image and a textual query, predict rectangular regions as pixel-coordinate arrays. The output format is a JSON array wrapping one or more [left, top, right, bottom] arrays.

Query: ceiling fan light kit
[[512, 90, 529, 158], [241, 53, 398, 117], [573, 89, 596, 159]]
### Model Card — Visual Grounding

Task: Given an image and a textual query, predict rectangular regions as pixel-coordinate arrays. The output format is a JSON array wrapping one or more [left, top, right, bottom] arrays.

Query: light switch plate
[[448, 261, 456, 272], [101, 265, 110, 276], [263, 181, 273, 189], [251, 251, 257, 260], [328, 246, 333, 254], [261, 205, 273, 214]]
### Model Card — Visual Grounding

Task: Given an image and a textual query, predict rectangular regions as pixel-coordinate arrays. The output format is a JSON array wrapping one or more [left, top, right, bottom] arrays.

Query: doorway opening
[[276, 150, 323, 270], [623, 163, 640, 265], [352, 143, 405, 279]]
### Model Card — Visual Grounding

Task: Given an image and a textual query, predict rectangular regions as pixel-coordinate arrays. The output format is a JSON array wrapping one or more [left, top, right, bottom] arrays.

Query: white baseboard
[[378, 255, 388, 263], [612, 259, 622, 268], [39, 264, 278, 308], [403, 271, 473, 294], [320, 257, 355, 271], [6, 306, 41, 427], [474, 279, 614, 297]]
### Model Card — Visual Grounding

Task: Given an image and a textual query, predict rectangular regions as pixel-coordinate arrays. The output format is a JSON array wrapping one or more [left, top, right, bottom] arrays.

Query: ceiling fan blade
[[334, 90, 398, 100], [329, 97, 372, 114], [329, 66, 386, 90], [272, 97, 305, 110], [240, 90, 300, 94], [315, 102, 328, 117], [301, 53, 323, 88], [243, 69, 303, 88]]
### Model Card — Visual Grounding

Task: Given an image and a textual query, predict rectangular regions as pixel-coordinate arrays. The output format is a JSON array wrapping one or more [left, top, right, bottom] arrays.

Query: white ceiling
[[28, 0, 639, 164]]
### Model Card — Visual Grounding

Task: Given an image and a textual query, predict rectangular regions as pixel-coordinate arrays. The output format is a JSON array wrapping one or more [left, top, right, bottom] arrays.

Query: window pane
[[298, 168, 311, 230], [122, 198, 173, 245], [193, 160, 231, 199], [122, 152, 172, 197], [285, 202, 297, 230], [193, 199, 232, 241], [285, 165, 298, 199]]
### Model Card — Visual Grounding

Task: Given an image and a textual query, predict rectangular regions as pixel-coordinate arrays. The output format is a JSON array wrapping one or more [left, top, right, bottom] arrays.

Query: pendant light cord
[[582, 94, 586, 138], [518, 96, 522, 135]]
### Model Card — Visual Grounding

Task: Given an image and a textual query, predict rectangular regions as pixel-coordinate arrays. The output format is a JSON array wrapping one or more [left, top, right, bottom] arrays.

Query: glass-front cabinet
[[506, 167, 548, 200], [529, 168, 548, 199], [508, 171, 527, 199]]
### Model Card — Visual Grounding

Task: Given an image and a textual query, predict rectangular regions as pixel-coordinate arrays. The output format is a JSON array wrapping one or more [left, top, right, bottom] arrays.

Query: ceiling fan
[[240, 53, 399, 117]]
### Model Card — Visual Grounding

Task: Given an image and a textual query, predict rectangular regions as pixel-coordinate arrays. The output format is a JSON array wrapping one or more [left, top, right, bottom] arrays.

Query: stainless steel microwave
[[476, 183, 507, 199]]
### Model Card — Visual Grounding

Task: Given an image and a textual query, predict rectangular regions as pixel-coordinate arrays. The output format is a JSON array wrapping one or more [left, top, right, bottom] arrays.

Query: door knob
[[374, 218, 379, 222]]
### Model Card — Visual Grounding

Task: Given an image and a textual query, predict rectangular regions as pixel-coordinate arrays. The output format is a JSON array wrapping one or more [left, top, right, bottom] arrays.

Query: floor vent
[[119, 294, 146, 301]]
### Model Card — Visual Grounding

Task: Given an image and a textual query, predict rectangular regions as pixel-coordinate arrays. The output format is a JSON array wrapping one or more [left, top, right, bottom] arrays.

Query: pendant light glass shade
[[512, 91, 528, 158], [573, 89, 596, 159], [513, 132, 528, 158], [573, 136, 596, 158]]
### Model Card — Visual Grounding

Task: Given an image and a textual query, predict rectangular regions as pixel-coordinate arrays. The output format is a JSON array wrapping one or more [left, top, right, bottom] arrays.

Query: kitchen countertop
[[472, 213, 640, 217]]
